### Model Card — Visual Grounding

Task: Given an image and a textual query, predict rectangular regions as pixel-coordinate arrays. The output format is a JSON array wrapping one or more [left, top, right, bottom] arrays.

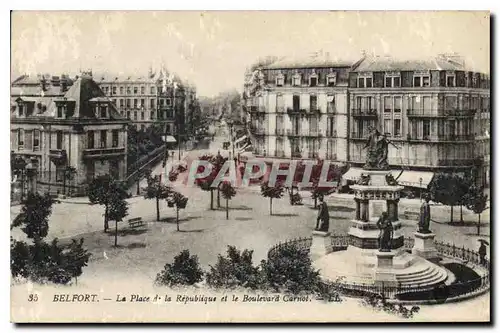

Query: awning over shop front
[[341, 167, 364, 181], [396, 170, 434, 189]]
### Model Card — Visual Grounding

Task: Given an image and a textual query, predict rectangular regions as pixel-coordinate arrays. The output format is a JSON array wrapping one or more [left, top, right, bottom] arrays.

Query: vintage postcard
[[10, 10, 490, 323]]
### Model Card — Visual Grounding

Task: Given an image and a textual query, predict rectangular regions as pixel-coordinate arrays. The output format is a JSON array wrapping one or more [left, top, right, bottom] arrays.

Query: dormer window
[[276, 72, 285, 87], [100, 105, 108, 118], [446, 72, 456, 87], [327, 71, 337, 87], [292, 71, 302, 86], [385, 72, 401, 88], [309, 70, 318, 87]]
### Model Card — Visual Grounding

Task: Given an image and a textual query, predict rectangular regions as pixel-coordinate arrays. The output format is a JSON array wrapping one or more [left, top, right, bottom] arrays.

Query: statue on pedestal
[[418, 195, 432, 234], [377, 211, 393, 252], [315, 195, 330, 232], [363, 127, 399, 170]]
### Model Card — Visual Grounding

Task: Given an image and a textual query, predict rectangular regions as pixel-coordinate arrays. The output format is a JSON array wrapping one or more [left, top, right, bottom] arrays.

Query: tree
[[169, 191, 188, 231], [143, 173, 171, 221], [88, 175, 129, 232], [466, 186, 488, 236], [220, 181, 237, 220], [260, 181, 284, 215], [429, 173, 463, 223], [155, 250, 204, 287], [63, 238, 91, 285], [11, 192, 56, 243], [107, 193, 129, 247]]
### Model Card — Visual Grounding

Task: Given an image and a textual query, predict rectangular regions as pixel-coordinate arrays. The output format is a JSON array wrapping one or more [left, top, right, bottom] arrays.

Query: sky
[[11, 11, 490, 97]]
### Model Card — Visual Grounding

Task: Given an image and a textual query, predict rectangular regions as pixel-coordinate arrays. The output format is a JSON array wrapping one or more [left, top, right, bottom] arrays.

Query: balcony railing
[[407, 109, 477, 118], [275, 150, 285, 158], [83, 147, 126, 159], [275, 128, 285, 136], [407, 134, 475, 142], [352, 109, 378, 117]]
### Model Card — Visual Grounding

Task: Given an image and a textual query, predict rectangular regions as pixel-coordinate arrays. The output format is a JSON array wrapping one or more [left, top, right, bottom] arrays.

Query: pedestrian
[[479, 242, 487, 265], [315, 195, 330, 232]]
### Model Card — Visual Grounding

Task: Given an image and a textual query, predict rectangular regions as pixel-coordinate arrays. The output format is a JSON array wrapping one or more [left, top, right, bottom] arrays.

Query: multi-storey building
[[11, 72, 129, 195], [346, 54, 490, 188], [246, 53, 360, 162], [97, 69, 197, 138]]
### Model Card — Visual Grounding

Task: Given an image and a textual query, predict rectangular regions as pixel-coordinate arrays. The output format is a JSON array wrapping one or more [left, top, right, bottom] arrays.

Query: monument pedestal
[[310, 231, 331, 260], [412, 232, 438, 261], [374, 251, 398, 287]]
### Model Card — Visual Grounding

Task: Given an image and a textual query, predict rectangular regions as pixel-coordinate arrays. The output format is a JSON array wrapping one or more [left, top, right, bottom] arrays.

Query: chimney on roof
[[60, 74, 68, 93]]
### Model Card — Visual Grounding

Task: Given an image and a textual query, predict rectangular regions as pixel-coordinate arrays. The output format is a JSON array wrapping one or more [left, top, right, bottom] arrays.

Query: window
[[310, 76, 317, 87], [100, 105, 107, 118], [414, 76, 421, 87], [276, 75, 284, 87], [394, 97, 402, 113], [292, 74, 301, 86], [150, 99, 155, 109], [18, 104, 24, 117], [384, 96, 392, 113], [56, 131, 63, 150], [112, 130, 119, 147], [100, 130, 107, 148], [423, 120, 430, 139], [446, 75, 456, 87], [384, 119, 391, 135], [422, 76, 430, 87], [141, 111, 145, 120], [393, 119, 401, 136], [33, 130, 40, 151], [120, 87, 124, 95], [134, 87, 138, 94], [150, 86, 155, 94], [87, 131, 95, 149], [134, 99, 138, 108], [366, 78, 373, 88], [18, 129, 25, 149], [57, 104, 65, 118], [141, 86, 145, 94]]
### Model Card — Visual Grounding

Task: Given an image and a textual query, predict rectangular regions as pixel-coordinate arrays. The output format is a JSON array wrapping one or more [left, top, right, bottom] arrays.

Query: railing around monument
[[267, 235, 490, 303]]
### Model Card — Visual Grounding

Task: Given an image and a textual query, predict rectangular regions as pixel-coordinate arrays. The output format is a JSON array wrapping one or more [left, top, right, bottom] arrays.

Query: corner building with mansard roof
[[11, 72, 129, 195]]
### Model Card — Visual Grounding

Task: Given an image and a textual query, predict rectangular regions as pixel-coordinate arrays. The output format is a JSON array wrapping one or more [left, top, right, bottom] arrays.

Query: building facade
[[347, 54, 490, 188], [96, 69, 197, 138], [246, 54, 359, 162], [245, 53, 490, 188], [11, 72, 129, 195]]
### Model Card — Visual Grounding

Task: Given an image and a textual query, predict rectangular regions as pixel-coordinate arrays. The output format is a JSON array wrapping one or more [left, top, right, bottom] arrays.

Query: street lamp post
[[419, 177, 423, 202]]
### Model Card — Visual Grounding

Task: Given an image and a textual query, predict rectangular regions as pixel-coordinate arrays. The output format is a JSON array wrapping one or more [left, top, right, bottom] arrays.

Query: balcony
[[326, 130, 337, 138], [287, 107, 306, 115], [350, 132, 368, 140], [275, 128, 285, 136], [352, 109, 378, 118], [275, 150, 285, 158], [407, 134, 475, 142], [82, 147, 126, 159], [407, 109, 477, 118], [286, 129, 301, 137]]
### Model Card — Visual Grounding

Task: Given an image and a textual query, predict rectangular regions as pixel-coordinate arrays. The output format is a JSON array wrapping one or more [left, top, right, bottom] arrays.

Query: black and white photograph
[[9, 10, 491, 323]]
